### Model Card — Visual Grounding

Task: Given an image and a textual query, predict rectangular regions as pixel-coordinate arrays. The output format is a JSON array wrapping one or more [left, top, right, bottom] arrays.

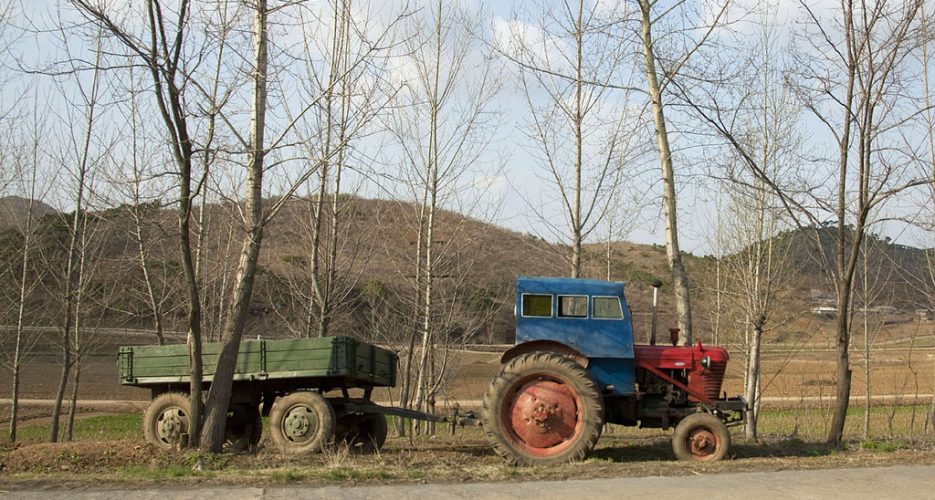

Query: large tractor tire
[[224, 403, 263, 453], [143, 392, 192, 450], [672, 412, 731, 461], [269, 391, 335, 454], [482, 352, 604, 466]]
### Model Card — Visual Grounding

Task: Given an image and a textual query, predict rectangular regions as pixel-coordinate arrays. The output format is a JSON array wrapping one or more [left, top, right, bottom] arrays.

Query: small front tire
[[672, 412, 731, 461]]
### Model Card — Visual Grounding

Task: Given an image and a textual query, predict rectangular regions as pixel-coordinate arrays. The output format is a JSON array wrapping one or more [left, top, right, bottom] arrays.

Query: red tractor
[[481, 277, 745, 465]]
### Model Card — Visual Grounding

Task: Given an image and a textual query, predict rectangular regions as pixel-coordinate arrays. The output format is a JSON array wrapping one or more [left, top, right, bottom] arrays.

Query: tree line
[[0, 0, 933, 452]]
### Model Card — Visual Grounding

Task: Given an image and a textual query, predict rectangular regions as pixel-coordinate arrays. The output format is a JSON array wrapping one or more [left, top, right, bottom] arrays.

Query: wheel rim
[[687, 427, 719, 459], [501, 374, 582, 457], [281, 404, 319, 444], [155, 407, 189, 446]]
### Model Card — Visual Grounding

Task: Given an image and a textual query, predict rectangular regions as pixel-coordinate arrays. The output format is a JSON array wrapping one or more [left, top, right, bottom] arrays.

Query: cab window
[[558, 295, 588, 318], [522, 294, 553, 317], [593, 296, 623, 319]]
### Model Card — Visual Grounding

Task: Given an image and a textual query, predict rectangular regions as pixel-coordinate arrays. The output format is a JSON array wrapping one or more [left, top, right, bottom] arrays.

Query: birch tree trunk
[[412, 0, 443, 423], [638, 0, 692, 344], [8, 140, 40, 442], [50, 29, 104, 442], [200, 0, 268, 452]]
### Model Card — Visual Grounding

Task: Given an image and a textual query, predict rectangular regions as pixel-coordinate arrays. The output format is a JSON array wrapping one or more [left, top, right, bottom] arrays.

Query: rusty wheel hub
[[688, 429, 718, 457], [505, 377, 580, 454]]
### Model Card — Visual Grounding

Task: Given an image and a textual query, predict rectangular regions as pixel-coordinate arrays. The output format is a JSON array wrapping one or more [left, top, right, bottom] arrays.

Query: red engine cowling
[[634, 343, 729, 403]]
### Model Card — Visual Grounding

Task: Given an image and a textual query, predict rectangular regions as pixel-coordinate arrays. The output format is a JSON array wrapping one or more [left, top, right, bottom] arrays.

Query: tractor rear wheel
[[672, 413, 731, 461], [482, 352, 604, 466], [143, 392, 192, 450], [269, 392, 335, 454]]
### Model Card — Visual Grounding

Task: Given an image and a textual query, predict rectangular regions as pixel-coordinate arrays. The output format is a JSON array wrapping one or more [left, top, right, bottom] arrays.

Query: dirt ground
[[2, 337, 934, 414], [2, 426, 935, 489]]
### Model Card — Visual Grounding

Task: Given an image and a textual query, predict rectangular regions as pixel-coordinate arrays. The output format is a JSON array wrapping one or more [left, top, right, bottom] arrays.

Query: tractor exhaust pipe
[[650, 279, 662, 346]]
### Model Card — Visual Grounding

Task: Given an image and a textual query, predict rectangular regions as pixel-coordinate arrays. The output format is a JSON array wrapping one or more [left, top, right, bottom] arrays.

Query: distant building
[[915, 309, 935, 322], [811, 306, 837, 318]]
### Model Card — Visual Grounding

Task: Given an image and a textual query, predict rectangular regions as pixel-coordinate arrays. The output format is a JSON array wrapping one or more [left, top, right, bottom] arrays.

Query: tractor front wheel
[[672, 412, 731, 461], [269, 392, 335, 454], [482, 352, 604, 466]]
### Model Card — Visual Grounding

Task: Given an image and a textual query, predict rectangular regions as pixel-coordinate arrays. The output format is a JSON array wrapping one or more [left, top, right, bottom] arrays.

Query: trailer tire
[[143, 392, 192, 450], [333, 399, 388, 454], [224, 403, 262, 453], [672, 413, 731, 461], [482, 352, 604, 466], [270, 392, 335, 454]]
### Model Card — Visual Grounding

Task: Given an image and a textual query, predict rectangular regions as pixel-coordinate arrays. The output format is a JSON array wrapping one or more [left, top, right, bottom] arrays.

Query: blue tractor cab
[[512, 276, 636, 395]]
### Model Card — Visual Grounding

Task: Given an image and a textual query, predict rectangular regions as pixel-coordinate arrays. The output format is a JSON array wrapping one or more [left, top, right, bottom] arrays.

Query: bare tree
[[198, 0, 271, 453], [720, 181, 795, 442], [635, 0, 730, 344], [105, 68, 178, 345], [276, 0, 387, 339], [3, 93, 52, 442], [382, 0, 502, 431], [792, 0, 927, 447], [497, 0, 631, 279], [675, 0, 929, 445], [685, 1, 800, 441], [46, 27, 107, 443], [68, 0, 229, 445], [63, 192, 111, 442], [919, 1, 935, 437], [854, 236, 894, 440], [199, 0, 406, 450], [637, 0, 691, 344]]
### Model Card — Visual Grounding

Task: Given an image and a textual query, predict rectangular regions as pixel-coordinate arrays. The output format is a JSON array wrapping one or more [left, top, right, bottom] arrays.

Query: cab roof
[[516, 276, 626, 296]]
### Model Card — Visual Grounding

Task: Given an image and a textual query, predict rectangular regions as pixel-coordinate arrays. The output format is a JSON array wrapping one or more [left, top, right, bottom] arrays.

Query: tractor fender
[[500, 340, 589, 368]]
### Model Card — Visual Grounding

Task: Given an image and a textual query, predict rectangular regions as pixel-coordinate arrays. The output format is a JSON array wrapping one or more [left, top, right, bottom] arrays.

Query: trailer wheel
[[482, 352, 604, 466], [672, 413, 731, 461], [224, 403, 262, 452], [143, 392, 192, 450], [269, 392, 335, 454], [335, 400, 388, 454]]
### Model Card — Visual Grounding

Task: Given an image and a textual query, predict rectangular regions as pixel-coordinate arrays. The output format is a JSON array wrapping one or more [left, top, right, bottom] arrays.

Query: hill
[[0, 196, 58, 230], [0, 196, 930, 347]]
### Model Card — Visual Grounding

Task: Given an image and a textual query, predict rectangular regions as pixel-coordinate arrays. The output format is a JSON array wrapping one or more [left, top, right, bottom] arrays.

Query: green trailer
[[118, 336, 402, 454]]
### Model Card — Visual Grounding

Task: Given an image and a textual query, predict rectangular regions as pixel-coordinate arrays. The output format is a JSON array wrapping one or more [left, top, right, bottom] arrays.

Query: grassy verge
[[2, 408, 935, 487]]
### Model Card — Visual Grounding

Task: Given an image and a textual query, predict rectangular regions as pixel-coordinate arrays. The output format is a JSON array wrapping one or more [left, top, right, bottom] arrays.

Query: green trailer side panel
[[118, 336, 396, 388]]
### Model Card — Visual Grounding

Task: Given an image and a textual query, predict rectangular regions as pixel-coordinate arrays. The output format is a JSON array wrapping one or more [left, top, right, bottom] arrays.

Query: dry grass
[[2, 413, 935, 489]]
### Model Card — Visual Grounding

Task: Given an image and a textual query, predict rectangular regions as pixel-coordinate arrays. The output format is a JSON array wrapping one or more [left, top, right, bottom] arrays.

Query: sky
[[2, 0, 933, 255]]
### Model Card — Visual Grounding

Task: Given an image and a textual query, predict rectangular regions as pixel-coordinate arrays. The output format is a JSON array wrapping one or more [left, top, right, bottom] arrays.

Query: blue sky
[[3, 0, 933, 255]]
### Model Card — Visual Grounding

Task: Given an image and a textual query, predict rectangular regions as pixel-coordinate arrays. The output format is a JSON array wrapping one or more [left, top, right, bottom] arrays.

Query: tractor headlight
[[701, 356, 712, 370]]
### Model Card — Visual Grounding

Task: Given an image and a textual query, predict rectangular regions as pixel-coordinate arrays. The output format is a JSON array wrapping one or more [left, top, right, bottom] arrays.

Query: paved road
[[3, 464, 934, 499]]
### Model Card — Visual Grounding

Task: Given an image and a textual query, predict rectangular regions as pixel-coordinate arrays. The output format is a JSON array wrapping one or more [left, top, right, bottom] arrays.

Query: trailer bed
[[118, 336, 396, 388]]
